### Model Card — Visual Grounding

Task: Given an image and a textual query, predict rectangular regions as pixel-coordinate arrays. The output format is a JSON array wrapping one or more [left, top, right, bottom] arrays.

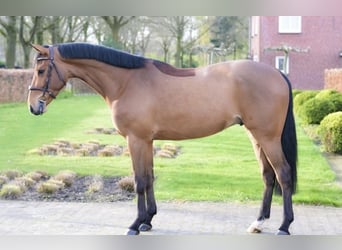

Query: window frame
[[275, 55, 289, 74], [278, 16, 302, 34]]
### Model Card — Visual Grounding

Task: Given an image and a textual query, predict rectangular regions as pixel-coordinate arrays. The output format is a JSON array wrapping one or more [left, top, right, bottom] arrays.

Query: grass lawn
[[1, 95, 341, 206]]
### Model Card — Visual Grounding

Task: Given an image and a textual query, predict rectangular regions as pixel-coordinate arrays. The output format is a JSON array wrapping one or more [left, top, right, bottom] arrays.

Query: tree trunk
[[5, 17, 17, 68]]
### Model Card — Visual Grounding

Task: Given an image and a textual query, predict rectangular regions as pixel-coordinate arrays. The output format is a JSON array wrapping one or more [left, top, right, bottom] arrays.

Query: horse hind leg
[[259, 140, 294, 235], [247, 134, 276, 234]]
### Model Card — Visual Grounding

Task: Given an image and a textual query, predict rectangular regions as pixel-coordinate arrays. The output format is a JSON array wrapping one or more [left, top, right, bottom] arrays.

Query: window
[[278, 16, 302, 33], [275, 56, 289, 74]]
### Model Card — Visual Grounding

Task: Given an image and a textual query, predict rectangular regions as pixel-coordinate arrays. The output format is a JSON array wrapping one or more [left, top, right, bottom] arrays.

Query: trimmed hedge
[[293, 90, 319, 118], [301, 98, 336, 124], [295, 89, 342, 124], [318, 112, 342, 153]]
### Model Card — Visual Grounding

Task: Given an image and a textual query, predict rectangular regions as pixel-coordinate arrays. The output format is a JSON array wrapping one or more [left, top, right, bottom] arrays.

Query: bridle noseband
[[29, 45, 66, 99]]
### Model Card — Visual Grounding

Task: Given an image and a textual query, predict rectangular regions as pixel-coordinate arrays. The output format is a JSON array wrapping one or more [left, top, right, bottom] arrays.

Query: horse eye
[[38, 69, 45, 75]]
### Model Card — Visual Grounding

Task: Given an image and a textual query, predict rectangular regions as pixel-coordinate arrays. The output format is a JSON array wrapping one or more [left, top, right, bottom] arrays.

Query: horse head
[[28, 44, 66, 115]]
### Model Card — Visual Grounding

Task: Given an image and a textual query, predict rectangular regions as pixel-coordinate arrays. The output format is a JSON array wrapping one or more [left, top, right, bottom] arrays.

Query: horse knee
[[263, 172, 275, 186], [135, 175, 155, 193], [134, 177, 146, 194], [276, 168, 293, 190]]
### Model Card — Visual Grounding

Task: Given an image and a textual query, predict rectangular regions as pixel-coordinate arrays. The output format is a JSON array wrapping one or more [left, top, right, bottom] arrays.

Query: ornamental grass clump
[[87, 175, 103, 193], [25, 171, 48, 182], [118, 176, 135, 193], [54, 170, 77, 187], [37, 179, 65, 194], [2, 170, 23, 180], [0, 184, 23, 198], [0, 176, 9, 186]]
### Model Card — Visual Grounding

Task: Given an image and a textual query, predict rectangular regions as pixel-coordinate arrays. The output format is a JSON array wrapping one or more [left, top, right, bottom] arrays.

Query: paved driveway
[[0, 200, 341, 235]]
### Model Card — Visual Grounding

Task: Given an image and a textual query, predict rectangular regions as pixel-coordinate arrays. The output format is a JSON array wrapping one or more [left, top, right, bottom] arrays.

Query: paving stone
[[0, 200, 341, 235]]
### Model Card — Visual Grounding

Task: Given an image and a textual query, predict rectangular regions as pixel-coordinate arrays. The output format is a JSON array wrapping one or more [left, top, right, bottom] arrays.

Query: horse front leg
[[139, 168, 157, 232], [126, 135, 156, 235]]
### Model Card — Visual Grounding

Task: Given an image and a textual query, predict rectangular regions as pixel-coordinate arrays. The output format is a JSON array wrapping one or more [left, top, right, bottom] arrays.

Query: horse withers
[[28, 43, 297, 235]]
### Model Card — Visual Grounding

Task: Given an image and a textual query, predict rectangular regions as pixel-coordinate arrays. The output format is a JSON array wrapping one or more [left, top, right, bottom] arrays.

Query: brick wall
[[325, 68, 342, 93], [69, 78, 96, 95], [252, 16, 342, 90], [0, 70, 97, 103], [0, 69, 33, 103]]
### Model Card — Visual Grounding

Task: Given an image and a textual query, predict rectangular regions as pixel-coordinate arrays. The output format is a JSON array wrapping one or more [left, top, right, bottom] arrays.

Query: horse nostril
[[30, 105, 35, 114], [30, 105, 42, 116]]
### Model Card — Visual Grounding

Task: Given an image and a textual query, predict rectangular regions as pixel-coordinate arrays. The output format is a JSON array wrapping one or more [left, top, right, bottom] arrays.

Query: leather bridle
[[29, 45, 66, 99]]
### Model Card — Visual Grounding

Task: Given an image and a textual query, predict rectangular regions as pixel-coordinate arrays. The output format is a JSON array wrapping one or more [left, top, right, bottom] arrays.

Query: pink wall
[[251, 16, 342, 90]]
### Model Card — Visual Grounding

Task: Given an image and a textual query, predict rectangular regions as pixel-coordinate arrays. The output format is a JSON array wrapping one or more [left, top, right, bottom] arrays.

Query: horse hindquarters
[[247, 73, 297, 235]]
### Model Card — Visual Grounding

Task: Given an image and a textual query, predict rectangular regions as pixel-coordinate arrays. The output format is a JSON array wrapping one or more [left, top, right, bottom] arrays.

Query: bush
[[316, 89, 342, 111], [293, 90, 319, 114], [318, 112, 342, 153], [315, 89, 339, 99], [300, 97, 335, 124], [292, 89, 303, 99]]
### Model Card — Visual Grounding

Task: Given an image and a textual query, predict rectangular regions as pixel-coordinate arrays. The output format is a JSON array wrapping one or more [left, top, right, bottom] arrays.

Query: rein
[[29, 46, 66, 100]]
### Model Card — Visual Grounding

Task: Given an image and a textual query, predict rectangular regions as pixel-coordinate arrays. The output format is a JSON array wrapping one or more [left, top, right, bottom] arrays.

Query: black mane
[[57, 43, 147, 69]]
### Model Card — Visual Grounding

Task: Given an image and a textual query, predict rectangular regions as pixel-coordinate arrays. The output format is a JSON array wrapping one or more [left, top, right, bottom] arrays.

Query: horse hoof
[[139, 223, 152, 232], [247, 226, 262, 234], [247, 220, 263, 233], [126, 229, 140, 235], [276, 230, 290, 235]]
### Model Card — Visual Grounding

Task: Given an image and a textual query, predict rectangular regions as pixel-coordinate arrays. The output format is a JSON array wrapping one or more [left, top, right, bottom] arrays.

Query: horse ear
[[31, 44, 48, 54]]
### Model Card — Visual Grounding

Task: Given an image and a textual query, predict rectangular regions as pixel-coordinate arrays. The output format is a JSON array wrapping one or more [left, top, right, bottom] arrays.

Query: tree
[[0, 16, 17, 68], [210, 16, 249, 60], [101, 16, 135, 48], [19, 16, 43, 68], [120, 16, 152, 55], [162, 16, 190, 67], [157, 16, 212, 67]]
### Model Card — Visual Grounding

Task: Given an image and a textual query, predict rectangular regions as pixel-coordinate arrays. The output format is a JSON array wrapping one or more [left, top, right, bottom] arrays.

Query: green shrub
[[318, 112, 342, 153], [315, 89, 339, 99], [292, 89, 303, 99], [300, 97, 335, 124], [293, 90, 319, 114], [316, 89, 342, 112]]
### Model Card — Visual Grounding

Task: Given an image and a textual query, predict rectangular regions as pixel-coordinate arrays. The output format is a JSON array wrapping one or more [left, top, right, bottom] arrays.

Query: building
[[250, 16, 342, 90]]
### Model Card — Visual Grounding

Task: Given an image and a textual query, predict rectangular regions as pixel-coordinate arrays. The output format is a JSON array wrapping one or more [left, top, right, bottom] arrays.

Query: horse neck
[[62, 58, 130, 102]]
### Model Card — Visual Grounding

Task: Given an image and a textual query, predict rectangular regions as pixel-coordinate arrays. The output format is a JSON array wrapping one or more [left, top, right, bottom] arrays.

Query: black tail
[[274, 72, 298, 195]]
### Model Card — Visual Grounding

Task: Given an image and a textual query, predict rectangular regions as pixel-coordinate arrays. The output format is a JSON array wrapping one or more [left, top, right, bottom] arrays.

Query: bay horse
[[27, 43, 297, 235]]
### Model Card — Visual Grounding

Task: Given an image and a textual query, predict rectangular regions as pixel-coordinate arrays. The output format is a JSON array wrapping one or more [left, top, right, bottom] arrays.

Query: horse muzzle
[[29, 99, 46, 116]]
